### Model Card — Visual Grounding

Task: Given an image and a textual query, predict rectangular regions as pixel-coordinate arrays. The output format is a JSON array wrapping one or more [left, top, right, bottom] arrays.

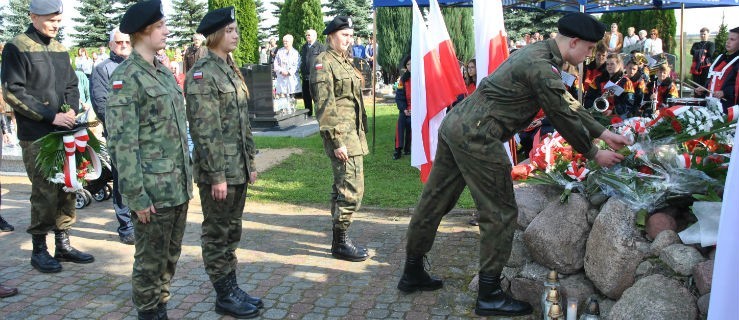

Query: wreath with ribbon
[[34, 105, 105, 192]]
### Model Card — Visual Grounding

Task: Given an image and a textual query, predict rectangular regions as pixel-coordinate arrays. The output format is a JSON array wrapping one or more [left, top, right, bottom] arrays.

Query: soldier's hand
[[714, 90, 724, 99], [249, 172, 258, 185], [599, 130, 632, 150], [52, 112, 76, 128], [136, 205, 157, 224], [594, 150, 624, 168], [212, 182, 228, 201], [334, 146, 349, 162]]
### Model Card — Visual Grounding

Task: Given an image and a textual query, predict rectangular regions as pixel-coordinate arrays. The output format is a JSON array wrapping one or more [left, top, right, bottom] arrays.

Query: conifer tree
[[441, 7, 474, 63], [325, 0, 372, 38], [209, 0, 260, 65], [376, 6, 412, 84], [169, 0, 207, 47], [1, 0, 32, 42], [73, 0, 116, 47], [715, 14, 728, 58]]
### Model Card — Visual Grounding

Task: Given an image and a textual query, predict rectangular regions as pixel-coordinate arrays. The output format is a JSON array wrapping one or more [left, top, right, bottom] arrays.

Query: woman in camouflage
[[310, 16, 370, 262], [185, 7, 262, 319]]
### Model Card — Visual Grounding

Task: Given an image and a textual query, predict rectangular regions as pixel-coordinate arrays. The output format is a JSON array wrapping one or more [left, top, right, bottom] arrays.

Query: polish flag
[[474, 0, 516, 165], [410, 0, 468, 182], [708, 130, 739, 319]]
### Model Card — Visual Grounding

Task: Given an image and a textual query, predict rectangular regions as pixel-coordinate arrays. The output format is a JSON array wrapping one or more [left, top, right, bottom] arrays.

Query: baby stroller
[[75, 145, 113, 209]]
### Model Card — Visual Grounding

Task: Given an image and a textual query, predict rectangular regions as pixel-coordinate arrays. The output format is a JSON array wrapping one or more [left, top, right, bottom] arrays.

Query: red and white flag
[[410, 0, 467, 182], [473, 0, 516, 165]]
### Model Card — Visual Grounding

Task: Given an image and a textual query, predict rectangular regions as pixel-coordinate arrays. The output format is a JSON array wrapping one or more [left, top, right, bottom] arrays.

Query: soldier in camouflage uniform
[[1, 0, 94, 274], [397, 13, 632, 317], [186, 7, 263, 319], [105, 1, 192, 319], [310, 16, 370, 262]]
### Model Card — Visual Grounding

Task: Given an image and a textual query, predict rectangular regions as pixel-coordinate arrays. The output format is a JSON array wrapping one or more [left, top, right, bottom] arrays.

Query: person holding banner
[[399, 12, 630, 317], [311, 16, 371, 262], [1, 0, 95, 274]]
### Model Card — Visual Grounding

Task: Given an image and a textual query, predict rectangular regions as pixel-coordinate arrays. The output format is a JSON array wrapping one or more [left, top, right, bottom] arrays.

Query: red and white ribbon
[[676, 153, 692, 169], [565, 161, 590, 181], [58, 129, 102, 192], [727, 105, 738, 123]]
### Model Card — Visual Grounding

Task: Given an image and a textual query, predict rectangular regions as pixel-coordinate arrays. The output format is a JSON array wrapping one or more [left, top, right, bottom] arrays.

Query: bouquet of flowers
[[34, 104, 104, 192]]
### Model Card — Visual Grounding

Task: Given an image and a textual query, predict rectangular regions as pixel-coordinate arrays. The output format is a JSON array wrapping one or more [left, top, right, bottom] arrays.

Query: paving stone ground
[[0, 175, 533, 319]]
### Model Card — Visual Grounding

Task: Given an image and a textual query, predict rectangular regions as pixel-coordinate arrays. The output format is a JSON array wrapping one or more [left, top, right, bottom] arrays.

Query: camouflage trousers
[[323, 140, 364, 231], [131, 202, 188, 312], [19, 140, 76, 234], [198, 183, 247, 283], [405, 133, 518, 275]]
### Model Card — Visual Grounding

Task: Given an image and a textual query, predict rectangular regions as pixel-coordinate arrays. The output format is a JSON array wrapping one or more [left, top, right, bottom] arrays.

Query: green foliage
[[714, 14, 728, 58], [276, 0, 325, 51], [209, 0, 260, 65], [169, 0, 207, 47], [73, 0, 116, 47], [111, 0, 140, 28], [250, 103, 475, 208], [324, 0, 373, 38], [254, 0, 270, 43], [441, 7, 474, 63], [600, 10, 678, 53], [376, 7, 412, 85], [1, 0, 31, 42], [503, 9, 561, 43]]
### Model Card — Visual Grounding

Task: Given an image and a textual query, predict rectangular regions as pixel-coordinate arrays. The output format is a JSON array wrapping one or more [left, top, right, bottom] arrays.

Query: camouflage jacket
[[105, 50, 193, 212], [185, 51, 256, 185], [444, 39, 606, 160], [310, 49, 369, 156]]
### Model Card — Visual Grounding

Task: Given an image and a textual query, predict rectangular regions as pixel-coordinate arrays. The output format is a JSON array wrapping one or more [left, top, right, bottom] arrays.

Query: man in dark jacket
[[90, 27, 135, 245], [1, 0, 94, 274], [299, 29, 326, 117]]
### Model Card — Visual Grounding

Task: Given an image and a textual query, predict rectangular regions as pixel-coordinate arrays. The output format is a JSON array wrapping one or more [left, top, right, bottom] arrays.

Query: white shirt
[[644, 38, 663, 55], [623, 35, 639, 50]]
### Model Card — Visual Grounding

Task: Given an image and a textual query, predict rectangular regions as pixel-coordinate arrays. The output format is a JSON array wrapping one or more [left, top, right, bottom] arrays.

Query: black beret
[[557, 12, 606, 43], [323, 16, 353, 36], [731, 26, 739, 34], [197, 7, 236, 36], [120, 0, 164, 34]]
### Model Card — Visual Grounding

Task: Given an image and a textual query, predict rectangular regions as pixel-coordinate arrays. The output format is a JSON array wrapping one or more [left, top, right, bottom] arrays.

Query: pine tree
[[441, 7, 474, 63], [376, 7, 412, 84], [715, 14, 728, 58], [111, 0, 140, 27], [325, 0, 373, 38], [276, 0, 293, 44], [73, 0, 116, 47], [277, 0, 323, 50], [503, 9, 561, 44], [169, 0, 207, 47], [1, 0, 32, 43], [255, 0, 270, 44], [208, 0, 260, 65]]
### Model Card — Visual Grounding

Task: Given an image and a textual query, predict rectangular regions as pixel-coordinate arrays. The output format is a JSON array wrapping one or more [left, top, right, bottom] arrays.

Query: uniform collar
[[327, 48, 351, 63], [130, 50, 168, 79], [25, 24, 52, 46], [204, 49, 234, 77], [545, 38, 564, 69]]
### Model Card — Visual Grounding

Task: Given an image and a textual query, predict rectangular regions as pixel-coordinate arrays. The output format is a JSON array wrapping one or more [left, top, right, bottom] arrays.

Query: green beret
[[197, 7, 236, 37], [120, 0, 165, 34]]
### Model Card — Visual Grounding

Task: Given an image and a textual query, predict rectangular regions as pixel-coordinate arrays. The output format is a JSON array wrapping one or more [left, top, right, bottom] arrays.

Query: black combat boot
[[31, 234, 62, 273], [331, 229, 369, 262], [229, 271, 264, 309], [475, 272, 533, 316], [397, 255, 443, 293], [392, 148, 402, 160], [213, 273, 260, 319], [137, 309, 158, 320], [53, 230, 95, 263], [156, 302, 168, 319], [0, 214, 14, 232]]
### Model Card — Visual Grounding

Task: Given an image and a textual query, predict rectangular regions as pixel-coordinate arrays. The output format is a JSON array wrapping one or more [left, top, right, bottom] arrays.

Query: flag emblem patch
[[193, 71, 203, 79], [112, 80, 123, 89], [315, 64, 323, 70]]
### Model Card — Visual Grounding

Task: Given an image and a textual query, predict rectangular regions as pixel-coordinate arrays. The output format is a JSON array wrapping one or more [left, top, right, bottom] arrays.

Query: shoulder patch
[[315, 64, 323, 70], [193, 71, 203, 80], [112, 80, 123, 89]]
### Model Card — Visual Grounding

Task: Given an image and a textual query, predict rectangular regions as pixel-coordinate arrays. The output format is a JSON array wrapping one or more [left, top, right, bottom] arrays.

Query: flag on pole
[[473, 0, 517, 165], [707, 128, 739, 319], [410, 0, 468, 183]]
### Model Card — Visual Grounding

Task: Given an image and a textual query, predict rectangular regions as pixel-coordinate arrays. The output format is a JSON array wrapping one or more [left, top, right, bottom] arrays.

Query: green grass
[[250, 103, 475, 209]]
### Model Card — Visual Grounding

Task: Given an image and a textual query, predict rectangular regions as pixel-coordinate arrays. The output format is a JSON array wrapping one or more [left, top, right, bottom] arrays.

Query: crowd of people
[[0, 0, 737, 318]]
